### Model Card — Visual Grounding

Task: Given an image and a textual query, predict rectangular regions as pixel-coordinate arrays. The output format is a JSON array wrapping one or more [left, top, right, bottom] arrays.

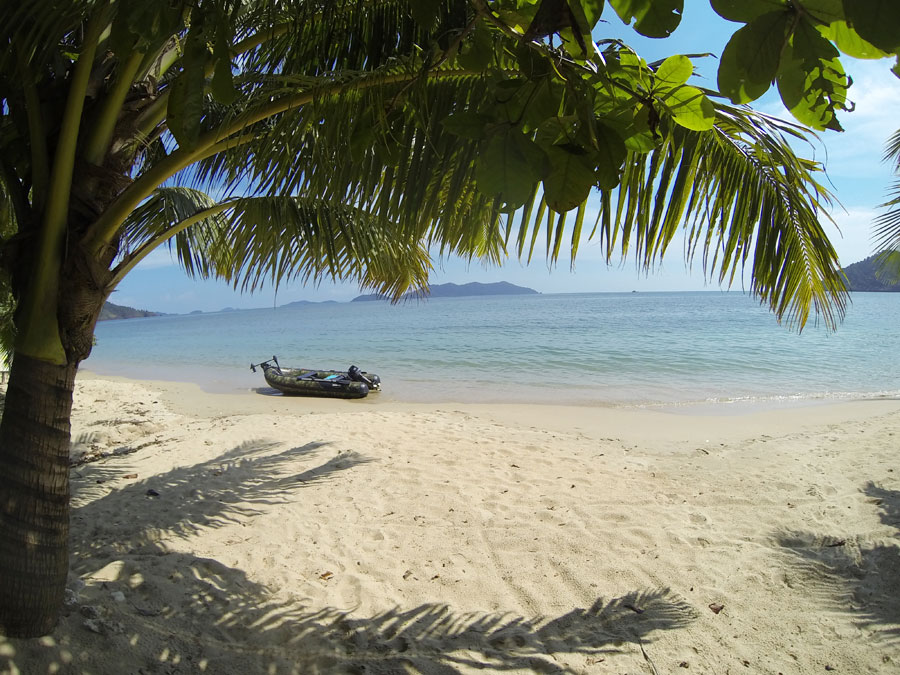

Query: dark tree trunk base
[[0, 353, 76, 637]]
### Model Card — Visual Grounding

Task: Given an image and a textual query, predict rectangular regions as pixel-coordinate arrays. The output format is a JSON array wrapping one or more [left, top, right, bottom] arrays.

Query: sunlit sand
[[2, 374, 899, 673]]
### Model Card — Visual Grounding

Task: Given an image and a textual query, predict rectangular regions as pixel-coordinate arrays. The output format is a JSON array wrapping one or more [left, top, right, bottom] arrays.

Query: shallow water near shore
[[86, 290, 900, 408]]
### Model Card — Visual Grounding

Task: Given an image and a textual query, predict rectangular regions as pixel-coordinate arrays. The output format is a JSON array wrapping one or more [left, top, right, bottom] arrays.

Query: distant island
[[99, 301, 164, 321], [280, 299, 339, 308], [98, 282, 538, 317], [842, 255, 900, 292], [352, 281, 539, 302]]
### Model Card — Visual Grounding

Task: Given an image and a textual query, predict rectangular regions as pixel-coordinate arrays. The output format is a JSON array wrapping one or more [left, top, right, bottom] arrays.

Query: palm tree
[[0, 0, 849, 636]]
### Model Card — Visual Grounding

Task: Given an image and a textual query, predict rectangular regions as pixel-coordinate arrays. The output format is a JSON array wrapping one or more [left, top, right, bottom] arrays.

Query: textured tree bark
[[0, 353, 76, 637]]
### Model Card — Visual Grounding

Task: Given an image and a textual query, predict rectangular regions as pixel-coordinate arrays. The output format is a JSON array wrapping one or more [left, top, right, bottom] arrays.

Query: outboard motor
[[348, 365, 380, 389], [347, 365, 369, 384]]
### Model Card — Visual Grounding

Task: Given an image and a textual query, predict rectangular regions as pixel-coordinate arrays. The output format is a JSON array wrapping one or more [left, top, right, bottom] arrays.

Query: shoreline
[[78, 365, 900, 419], [3, 373, 899, 673]]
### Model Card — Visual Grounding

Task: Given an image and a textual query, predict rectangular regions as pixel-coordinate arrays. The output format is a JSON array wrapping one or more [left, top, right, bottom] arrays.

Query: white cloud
[[826, 205, 882, 265]]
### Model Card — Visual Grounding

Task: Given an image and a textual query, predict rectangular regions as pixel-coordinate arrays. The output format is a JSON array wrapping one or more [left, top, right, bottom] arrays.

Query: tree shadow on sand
[[774, 482, 900, 643], [69, 438, 366, 555], [1, 437, 696, 674]]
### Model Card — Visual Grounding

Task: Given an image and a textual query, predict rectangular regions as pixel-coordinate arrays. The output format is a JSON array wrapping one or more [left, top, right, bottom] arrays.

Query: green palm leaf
[[116, 188, 433, 300], [183, 62, 844, 328], [872, 128, 900, 260]]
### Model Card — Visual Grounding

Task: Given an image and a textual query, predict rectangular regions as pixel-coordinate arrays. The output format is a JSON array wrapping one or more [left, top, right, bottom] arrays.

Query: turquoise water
[[86, 291, 900, 407]]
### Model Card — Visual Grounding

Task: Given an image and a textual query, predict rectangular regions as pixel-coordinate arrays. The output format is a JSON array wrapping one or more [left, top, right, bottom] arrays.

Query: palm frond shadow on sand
[[2, 438, 696, 674], [69, 438, 361, 555], [774, 482, 900, 643]]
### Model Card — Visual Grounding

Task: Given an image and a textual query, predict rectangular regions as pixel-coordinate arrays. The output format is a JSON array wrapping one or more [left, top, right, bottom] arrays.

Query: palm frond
[[27, 1, 843, 333], [676, 106, 844, 330], [119, 186, 225, 254], [883, 128, 900, 168], [0, 0, 97, 74], [184, 63, 845, 328], [234, 1, 469, 77], [118, 189, 434, 301], [873, 128, 900, 266], [185, 63, 509, 261], [176, 196, 434, 301]]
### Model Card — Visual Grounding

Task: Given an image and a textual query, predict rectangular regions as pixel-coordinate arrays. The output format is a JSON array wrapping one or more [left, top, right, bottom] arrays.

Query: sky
[[111, 4, 900, 314]]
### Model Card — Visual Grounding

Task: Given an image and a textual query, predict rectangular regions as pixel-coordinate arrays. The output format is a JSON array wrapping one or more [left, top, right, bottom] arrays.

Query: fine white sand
[[2, 374, 899, 674]]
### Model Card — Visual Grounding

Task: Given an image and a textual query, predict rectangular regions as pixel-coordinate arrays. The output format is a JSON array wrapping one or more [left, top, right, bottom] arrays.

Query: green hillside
[[99, 301, 163, 321], [841, 255, 900, 292]]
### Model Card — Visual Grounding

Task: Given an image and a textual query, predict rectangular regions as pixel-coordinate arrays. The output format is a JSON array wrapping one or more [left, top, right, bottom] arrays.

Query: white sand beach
[[2, 374, 899, 674]]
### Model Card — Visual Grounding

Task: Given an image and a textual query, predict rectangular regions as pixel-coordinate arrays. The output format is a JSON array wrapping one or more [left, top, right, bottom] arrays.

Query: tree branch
[[17, 47, 49, 214], [16, 2, 109, 363], [83, 49, 145, 165], [82, 69, 447, 256]]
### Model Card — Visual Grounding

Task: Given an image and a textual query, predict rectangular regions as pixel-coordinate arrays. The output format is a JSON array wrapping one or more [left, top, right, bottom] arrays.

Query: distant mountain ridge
[[352, 281, 539, 302], [99, 301, 164, 321], [841, 255, 900, 292]]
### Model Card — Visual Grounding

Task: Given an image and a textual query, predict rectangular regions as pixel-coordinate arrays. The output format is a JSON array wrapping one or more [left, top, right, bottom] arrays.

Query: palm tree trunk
[[0, 352, 76, 637]]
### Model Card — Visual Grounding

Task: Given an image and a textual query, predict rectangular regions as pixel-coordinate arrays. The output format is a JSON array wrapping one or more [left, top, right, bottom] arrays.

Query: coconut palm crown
[[4, 0, 896, 636]]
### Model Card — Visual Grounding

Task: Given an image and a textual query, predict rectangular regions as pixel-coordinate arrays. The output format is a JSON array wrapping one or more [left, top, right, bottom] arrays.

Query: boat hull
[[262, 366, 379, 399]]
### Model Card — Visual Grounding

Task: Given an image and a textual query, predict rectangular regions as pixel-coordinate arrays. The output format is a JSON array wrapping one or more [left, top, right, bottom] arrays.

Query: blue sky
[[112, 5, 900, 313]]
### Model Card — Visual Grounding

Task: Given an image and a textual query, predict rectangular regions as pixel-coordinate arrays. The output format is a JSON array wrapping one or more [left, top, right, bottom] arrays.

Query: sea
[[85, 291, 900, 410]]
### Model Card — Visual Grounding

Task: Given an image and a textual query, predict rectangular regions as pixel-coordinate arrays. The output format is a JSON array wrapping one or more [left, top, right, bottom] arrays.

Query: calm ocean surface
[[85, 291, 900, 408]]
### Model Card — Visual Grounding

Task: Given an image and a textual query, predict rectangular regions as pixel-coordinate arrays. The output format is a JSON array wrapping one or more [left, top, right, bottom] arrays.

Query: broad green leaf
[[441, 112, 492, 139], [777, 26, 847, 131], [710, 0, 788, 23], [843, 0, 900, 52], [495, 3, 540, 34], [211, 57, 238, 106], [609, 0, 683, 38], [662, 85, 715, 131], [458, 23, 493, 71], [776, 60, 845, 131], [621, 106, 656, 152], [818, 21, 886, 59], [475, 130, 548, 209], [167, 31, 208, 150], [494, 78, 561, 128], [123, 0, 183, 48], [109, 6, 139, 57], [535, 113, 587, 151], [210, 19, 238, 105], [653, 54, 692, 90], [607, 49, 651, 89], [515, 42, 552, 79], [792, 15, 841, 66], [572, 0, 605, 26], [593, 122, 627, 189], [802, 0, 844, 24], [717, 10, 792, 103], [543, 144, 596, 212], [520, 79, 564, 129], [566, 1, 605, 58], [409, 0, 442, 30]]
